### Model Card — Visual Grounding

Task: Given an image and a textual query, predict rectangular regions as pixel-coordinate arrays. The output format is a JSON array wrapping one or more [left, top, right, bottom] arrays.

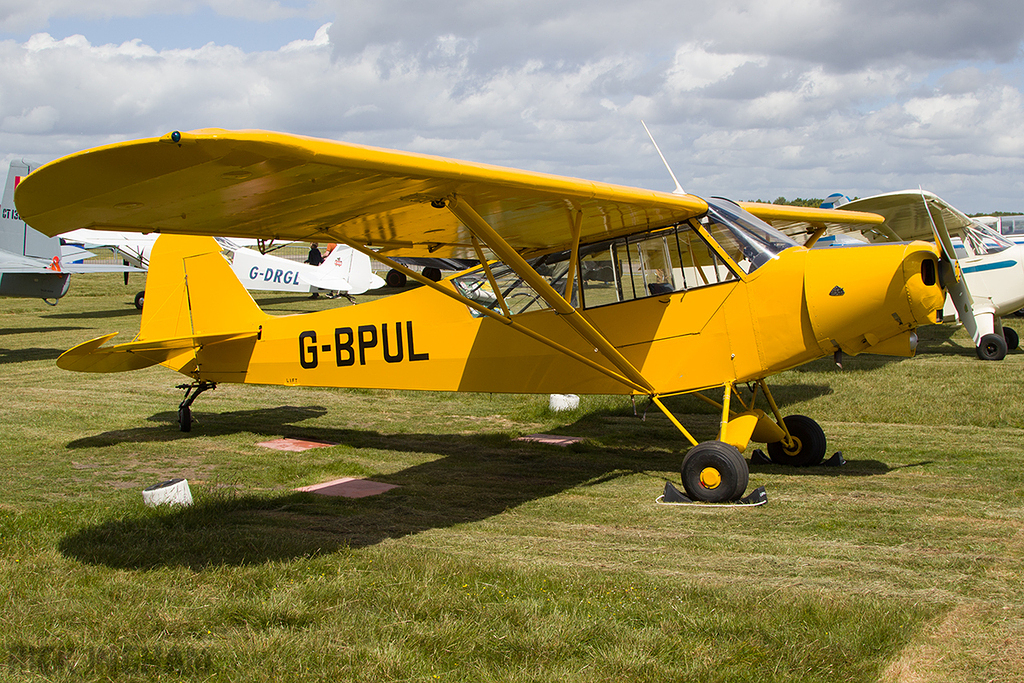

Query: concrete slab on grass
[[514, 433, 585, 446], [257, 438, 336, 452], [296, 477, 398, 498]]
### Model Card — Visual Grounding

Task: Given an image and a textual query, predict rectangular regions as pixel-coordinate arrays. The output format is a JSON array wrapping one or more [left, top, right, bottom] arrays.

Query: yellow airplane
[[14, 129, 947, 502]]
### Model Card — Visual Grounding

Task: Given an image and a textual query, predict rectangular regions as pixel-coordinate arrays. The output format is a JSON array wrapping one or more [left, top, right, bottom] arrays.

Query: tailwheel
[[767, 414, 826, 466], [178, 406, 192, 432], [681, 441, 749, 502], [176, 381, 215, 433]]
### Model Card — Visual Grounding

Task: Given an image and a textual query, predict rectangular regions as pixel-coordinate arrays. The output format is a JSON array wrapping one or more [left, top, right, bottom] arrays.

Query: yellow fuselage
[[191, 240, 943, 396]]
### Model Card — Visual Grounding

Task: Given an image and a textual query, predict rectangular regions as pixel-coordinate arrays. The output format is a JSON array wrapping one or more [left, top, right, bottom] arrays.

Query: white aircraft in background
[[62, 228, 385, 307], [976, 215, 1024, 243], [804, 191, 1024, 360], [226, 240, 385, 298], [0, 160, 143, 303]]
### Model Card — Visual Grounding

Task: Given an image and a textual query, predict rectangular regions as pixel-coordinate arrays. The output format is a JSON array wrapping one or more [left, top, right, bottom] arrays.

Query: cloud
[[1, 1, 1023, 211], [0, 0, 320, 32]]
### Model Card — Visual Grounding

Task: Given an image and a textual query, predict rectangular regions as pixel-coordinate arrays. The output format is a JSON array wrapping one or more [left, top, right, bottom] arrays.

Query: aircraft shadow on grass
[[43, 306, 141, 320], [0, 346, 66, 364], [0, 325, 85, 337], [59, 386, 899, 571], [59, 419, 681, 571], [913, 324, 983, 358], [65, 405, 331, 448]]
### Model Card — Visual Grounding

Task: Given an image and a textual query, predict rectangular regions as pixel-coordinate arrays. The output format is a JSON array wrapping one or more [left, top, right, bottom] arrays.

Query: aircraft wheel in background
[[178, 406, 192, 432], [422, 267, 442, 282], [1003, 327, 1019, 351], [134, 291, 145, 310], [681, 441, 748, 502], [385, 269, 407, 288], [977, 333, 1008, 361], [767, 415, 827, 467]]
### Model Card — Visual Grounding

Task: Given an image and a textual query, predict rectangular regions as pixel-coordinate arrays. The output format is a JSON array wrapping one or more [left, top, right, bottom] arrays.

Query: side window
[[580, 224, 737, 309], [676, 226, 738, 286], [451, 258, 575, 318]]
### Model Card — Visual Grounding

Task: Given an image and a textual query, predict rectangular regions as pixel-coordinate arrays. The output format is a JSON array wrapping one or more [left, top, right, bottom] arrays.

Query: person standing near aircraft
[[304, 242, 325, 297], [305, 243, 323, 266]]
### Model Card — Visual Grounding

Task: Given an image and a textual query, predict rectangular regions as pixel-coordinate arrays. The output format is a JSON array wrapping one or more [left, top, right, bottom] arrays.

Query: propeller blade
[[920, 189, 979, 342]]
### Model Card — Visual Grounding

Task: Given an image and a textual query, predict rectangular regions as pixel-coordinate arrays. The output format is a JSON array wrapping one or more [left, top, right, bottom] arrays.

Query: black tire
[[385, 269, 407, 288], [178, 406, 192, 433], [1003, 327, 1019, 351], [134, 291, 145, 310], [977, 333, 1008, 361], [681, 441, 748, 502], [422, 267, 442, 282], [767, 415, 826, 467]]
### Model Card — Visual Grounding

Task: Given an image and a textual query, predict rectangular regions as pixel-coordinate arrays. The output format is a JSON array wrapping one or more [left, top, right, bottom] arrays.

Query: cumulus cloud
[[0, 0, 318, 31], [1, 0, 1023, 210]]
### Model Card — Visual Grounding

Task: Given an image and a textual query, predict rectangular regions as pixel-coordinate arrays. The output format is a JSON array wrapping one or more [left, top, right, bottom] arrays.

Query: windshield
[[701, 197, 799, 273], [956, 220, 1013, 257]]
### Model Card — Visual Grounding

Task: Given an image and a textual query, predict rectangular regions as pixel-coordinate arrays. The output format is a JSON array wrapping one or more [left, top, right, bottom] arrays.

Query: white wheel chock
[[142, 478, 193, 507]]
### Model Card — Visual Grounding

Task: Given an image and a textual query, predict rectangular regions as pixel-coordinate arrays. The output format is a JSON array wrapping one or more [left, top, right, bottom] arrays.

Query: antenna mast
[[641, 120, 685, 195]]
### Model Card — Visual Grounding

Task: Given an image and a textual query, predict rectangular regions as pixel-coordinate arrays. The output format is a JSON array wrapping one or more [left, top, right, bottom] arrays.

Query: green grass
[[2, 273, 1023, 681]]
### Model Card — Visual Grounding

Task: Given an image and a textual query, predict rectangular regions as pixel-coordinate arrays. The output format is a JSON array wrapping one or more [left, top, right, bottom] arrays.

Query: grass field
[[2, 273, 1023, 682]]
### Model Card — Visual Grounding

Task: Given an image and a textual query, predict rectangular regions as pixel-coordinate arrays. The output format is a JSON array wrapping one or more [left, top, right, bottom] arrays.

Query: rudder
[[140, 235, 269, 341]]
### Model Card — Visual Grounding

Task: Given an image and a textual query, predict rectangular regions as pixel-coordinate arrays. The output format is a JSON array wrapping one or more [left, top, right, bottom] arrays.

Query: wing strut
[[563, 210, 584, 304], [470, 236, 510, 318], [325, 229, 651, 394], [444, 194, 656, 394]]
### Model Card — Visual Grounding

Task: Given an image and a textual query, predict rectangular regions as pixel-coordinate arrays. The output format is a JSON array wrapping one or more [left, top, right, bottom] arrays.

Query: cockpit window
[[702, 197, 799, 273], [450, 196, 798, 316], [955, 220, 1013, 258], [577, 222, 738, 308]]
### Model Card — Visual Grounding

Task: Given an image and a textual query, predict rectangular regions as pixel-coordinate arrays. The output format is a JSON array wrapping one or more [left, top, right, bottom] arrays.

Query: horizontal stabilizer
[[57, 330, 258, 373]]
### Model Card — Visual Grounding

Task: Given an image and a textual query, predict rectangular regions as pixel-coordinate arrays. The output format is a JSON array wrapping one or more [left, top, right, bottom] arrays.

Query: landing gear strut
[[176, 381, 215, 432], [653, 379, 832, 502]]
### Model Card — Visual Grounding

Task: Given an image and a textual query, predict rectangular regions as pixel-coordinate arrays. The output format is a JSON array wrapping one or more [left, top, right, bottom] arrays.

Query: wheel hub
[[698, 467, 722, 489]]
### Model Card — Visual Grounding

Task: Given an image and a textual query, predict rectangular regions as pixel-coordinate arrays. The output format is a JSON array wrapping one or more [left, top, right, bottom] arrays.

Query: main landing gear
[[765, 414, 827, 467], [176, 381, 215, 432], [976, 327, 1018, 361], [655, 381, 829, 503], [680, 441, 748, 503]]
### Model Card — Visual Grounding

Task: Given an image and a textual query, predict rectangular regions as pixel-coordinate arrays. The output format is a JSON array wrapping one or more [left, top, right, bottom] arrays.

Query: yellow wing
[[16, 128, 883, 259], [17, 129, 708, 259], [739, 201, 886, 241]]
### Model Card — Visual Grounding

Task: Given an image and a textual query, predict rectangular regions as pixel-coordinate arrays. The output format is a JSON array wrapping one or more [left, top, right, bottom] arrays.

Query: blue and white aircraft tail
[[0, 160, 70, 301]]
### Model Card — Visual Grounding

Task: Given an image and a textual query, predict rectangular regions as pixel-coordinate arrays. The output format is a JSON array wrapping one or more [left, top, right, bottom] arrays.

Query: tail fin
[[316, 245, 385, 294], [58, 235, 269, 373], [0, 160, 61, 260], [140, 234, 268, 340]]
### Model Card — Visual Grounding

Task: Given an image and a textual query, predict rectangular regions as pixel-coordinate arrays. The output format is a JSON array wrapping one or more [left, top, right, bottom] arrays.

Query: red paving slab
[[296, 477, 398, 498], [257, 438, 336, 452], [514, 433, 586, 446]]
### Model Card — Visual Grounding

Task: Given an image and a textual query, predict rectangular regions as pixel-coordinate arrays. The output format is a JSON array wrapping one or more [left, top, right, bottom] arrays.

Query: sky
[[1, 0, 1023, 212]]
